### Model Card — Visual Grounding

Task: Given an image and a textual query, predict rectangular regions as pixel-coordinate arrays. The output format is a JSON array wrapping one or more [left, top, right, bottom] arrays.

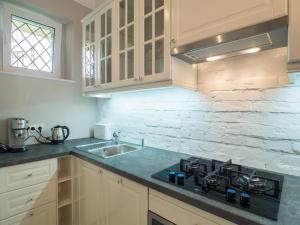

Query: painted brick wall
[[97, 47, 300, 176]]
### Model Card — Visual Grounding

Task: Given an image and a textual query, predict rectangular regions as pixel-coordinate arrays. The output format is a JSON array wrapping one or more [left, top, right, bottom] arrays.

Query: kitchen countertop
[[0, 138, 299, 225]]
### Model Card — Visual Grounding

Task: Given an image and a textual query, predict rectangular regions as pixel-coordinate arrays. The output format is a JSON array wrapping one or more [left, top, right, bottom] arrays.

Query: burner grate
[[152, 157, 284, 221]]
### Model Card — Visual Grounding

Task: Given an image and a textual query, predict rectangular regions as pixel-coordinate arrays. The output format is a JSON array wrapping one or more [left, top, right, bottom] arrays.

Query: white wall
[[97, 47, 300, 176], [0, 0, 97, 144], [0, 75, 97, 143]]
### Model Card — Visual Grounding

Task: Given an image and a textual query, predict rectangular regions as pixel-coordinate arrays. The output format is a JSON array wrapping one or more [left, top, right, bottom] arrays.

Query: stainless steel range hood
[[171, 17, 288, 64]]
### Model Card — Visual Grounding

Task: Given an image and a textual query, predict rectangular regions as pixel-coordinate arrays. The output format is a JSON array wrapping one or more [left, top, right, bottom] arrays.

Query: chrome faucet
[[112, 131, 120, 144]]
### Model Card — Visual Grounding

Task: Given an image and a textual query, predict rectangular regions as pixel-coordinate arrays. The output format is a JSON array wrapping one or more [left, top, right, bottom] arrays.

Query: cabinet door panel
[[104, 171, 148, 225], [0, 180, 56, 220], [79, 161, 104, 225], [172, 0, 288, 47], [150, 189, 236, 225], [115, 0, 139, 86], [288, 0, 300, 63], [83, 18, 97, 91], [140, 0, 171, 82], [99, 5, 114, 86], [0, 202, 56, 225], [0, 159, 57, 194]]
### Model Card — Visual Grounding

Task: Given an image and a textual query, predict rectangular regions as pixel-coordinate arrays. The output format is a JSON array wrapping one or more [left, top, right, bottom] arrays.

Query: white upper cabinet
[[139, 0, 171, 83], [82, 17, 97, 92], [288, 0, 300, 71], [171, 0, 288, 47], [81, 0, 197, 95], [98, 3, 114, 87], [115, 0, 139, 86]]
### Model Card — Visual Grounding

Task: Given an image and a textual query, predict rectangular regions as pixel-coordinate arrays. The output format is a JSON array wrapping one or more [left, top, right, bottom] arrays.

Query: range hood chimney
[[171, 17, 288, 64]]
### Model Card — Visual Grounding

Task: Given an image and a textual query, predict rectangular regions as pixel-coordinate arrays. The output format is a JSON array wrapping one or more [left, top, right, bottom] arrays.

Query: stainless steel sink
[[87, 144, 141, 158]]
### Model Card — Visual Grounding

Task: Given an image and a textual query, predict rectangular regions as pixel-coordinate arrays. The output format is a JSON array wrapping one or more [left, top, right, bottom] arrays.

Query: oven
[[148, 211, 175, 225]]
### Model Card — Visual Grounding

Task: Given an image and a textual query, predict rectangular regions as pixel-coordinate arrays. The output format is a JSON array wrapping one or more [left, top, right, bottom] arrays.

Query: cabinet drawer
[[0, 180, 57, 220], [0, 202, 56, 225], [149, 189, 236, 225], [0, 159, 57, 193]]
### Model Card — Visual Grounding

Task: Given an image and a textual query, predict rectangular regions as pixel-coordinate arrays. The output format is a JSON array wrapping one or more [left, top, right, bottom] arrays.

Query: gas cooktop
[[152, 157, 284, 221]]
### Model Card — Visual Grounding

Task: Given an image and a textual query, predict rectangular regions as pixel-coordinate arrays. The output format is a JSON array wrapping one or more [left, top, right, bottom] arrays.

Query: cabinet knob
[[27, 198, 33, 203], [27, 173, 33, 178], [171, 38, 176, 44], [98, 170, 103, 174], [29, 213, 34, 217]]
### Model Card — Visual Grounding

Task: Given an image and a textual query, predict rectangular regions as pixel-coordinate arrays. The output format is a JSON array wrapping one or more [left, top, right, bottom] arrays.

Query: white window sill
[[0, 71, 77, 84]]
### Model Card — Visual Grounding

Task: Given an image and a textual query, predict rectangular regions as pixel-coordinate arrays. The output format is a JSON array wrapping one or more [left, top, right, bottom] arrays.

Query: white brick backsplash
[[97, 48, 300, 176]]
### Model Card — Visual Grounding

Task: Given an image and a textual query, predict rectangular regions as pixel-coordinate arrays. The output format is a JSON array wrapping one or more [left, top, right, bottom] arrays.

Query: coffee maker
[[8, 118, 29, 152]]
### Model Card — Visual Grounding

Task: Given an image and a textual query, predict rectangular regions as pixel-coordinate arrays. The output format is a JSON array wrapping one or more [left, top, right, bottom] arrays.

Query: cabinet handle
[[171, 38, 176, 44], [117, 178, 123, 184]]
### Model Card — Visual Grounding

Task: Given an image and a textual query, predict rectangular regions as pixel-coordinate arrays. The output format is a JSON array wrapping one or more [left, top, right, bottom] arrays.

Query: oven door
[[148, 211, 176, 225]]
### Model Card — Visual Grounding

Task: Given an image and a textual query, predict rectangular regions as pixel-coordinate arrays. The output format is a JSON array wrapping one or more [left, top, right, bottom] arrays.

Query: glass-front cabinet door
[[99, 4, 114, 86], [116, 0, 139, 85], [140, 0, 170, 82], [83, 18, 97, 91]]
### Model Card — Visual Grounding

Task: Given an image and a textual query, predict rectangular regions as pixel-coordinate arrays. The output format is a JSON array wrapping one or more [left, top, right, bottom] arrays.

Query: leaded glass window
[[10, 15, 55, 73]]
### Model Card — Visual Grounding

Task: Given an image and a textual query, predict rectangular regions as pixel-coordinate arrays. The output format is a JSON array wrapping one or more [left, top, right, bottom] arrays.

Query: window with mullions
[[2, 3, 62, 78], [11, 15, 55, 73]]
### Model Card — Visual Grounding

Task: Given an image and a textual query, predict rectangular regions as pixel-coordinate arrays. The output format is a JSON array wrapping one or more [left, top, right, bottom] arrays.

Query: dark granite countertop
[[0, 138, 299, 225]]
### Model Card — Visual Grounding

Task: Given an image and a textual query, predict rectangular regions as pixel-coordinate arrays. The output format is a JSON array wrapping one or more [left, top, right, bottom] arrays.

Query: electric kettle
[[51, 125, 70, 144]]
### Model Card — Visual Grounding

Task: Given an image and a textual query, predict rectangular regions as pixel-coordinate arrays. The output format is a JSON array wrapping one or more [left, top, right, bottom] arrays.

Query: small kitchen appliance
[[50, 125, 70, 144], [152, 157, 284, 221], [7, 118, 29, 152], [30, 125, 70, 145], [94, 123, 112, 140]]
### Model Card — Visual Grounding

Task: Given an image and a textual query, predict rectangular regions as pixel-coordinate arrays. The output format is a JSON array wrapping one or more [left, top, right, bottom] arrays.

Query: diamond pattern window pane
[[10, 15, 55, 73]]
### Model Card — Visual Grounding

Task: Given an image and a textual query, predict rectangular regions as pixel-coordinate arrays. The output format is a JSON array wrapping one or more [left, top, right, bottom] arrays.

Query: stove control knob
[[240, 192, 250, 206], [169, 172, 176, 183], [176, 173, 185, 185], [226, 188, 236, 202]]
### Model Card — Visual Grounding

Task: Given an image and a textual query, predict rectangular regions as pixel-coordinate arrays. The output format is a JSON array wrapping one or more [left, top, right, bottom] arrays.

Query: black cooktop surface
[[152, 157, 284, 221]]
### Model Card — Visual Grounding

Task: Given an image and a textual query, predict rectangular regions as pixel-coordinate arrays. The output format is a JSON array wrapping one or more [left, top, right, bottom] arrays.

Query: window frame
[[2, 3, 62, 78]]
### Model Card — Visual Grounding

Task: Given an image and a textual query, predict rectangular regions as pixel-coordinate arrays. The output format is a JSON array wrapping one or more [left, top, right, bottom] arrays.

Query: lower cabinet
[[0, 202, 56, 225], [0, 180, 56, 220], [149, 189, 236, 225], [104, 170, 148, 225], [74, 159, 148, 225], [0, 159, 57, 225], [78, 160, 105, 225]]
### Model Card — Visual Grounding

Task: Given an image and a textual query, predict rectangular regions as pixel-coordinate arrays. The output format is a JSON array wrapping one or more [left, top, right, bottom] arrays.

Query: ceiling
[[74, 0, 104, 9]]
